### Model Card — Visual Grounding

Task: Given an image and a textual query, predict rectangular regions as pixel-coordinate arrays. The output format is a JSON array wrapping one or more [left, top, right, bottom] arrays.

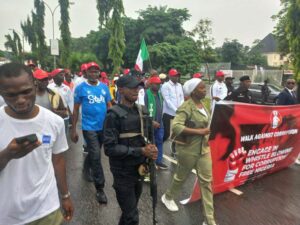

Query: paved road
[[63, 131, 300, 225]]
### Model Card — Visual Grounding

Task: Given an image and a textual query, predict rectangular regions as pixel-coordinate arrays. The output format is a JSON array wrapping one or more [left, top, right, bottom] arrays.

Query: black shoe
[[82, 169, 94, 182], [156, 162, 168, 170], [96, 189, 108, 204]]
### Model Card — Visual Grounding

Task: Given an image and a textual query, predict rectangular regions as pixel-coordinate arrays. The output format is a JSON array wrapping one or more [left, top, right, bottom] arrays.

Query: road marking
[[164, 154, 243, 196], [229, 188, 243, 195]]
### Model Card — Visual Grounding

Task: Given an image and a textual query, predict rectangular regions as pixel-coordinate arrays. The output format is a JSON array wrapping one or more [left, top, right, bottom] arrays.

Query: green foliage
[[4, 31, 23, 62], [285, 0, 300, 82], [34, 0, 47, 67], [149, 37, 200, 74], [96, 0, 113, 28], [220, 39, 247, 69], [21, 15, 37, 52], [272, 0, 290, 55], [69, 52, 99, 72], [137, 6, 190, 45], [59, 0, 72, 67], [107, 0, 126, 74], [189, 19, 218, 63]]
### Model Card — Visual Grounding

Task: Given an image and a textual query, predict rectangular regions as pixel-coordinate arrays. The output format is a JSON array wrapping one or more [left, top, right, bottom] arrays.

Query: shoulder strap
[[109, 105, 128, 118], [136, 104, 144, 137]]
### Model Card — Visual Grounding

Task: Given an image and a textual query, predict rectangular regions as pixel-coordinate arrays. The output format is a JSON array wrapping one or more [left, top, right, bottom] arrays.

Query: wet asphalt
[[62, 130, 300, 225]]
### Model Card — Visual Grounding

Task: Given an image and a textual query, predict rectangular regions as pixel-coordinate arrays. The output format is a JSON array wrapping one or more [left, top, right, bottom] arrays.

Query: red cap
[[123, 69, 130, 75], [86, 62, 100, 70], [168, 68, 180, 76], [148, 76, 161, 84], [193, 73, 202, 78], [100, 72, 107, 78], [216, 71, 225, 77], [50, 68, 64, 77], [33, 69, 49, 80], [80, 64, 88, 72]]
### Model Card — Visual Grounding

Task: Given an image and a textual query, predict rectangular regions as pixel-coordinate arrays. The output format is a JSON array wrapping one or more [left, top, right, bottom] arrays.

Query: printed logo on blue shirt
[[42, 135, 51, 144]]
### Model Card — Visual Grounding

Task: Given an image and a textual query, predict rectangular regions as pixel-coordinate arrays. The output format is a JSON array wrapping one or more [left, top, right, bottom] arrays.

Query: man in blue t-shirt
[[71, 62, 112, 204]]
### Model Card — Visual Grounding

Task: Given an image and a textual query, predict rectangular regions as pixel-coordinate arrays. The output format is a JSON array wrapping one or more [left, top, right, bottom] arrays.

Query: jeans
[[112, 168, 143, 225], [82, 130, 105, 190], [154, 126, 164, 164], [162, 113, 174, 142]]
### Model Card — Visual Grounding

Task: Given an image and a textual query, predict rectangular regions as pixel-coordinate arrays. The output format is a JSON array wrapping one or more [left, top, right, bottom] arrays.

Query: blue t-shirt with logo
[[74, 81, 111, 131]]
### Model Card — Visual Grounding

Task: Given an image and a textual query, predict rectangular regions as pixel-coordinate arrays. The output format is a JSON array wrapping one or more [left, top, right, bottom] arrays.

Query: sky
[[0, 0, 282, 52]]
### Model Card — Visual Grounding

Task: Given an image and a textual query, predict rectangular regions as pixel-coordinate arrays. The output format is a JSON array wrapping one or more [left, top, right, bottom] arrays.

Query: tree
[[34, 0, 47, 66], [190, 19, 218, 63], [59, 0, 72, 67], [4, 31, 22, 62], [274, 0, 300, 99], [221, 39, 247, 69], [21, 15, 37, 52], [148, 37, 200, 75], [138, 6, 190, 45], [96, 0, 113, 28], [107, 0, 126, 74], [69, 52, 99, 72], [272, 0, 290, 55]]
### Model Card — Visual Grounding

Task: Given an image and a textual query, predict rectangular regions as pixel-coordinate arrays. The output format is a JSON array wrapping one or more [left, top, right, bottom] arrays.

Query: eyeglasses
[[287, 82, 295, 85]]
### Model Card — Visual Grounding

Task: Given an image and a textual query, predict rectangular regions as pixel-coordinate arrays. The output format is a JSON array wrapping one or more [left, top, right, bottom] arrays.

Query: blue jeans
[[154, 127, 164, 164], [82, 130, 105, 190]]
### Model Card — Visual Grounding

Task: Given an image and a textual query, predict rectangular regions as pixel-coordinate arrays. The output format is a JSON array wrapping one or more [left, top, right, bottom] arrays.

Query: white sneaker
[[161, 194, 179, 211], [203, 222, 218, 225]]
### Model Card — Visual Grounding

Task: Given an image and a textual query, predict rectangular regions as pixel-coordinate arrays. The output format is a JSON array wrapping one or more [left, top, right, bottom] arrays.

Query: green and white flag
[[135, 38, 149, 72]]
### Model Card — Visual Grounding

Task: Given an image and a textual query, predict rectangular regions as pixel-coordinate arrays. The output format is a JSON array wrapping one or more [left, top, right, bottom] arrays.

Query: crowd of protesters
[[0, 60, 299, 225]]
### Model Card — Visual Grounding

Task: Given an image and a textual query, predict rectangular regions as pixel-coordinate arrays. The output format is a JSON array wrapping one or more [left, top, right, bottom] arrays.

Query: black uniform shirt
[[225, 86, 253, 103], [103, 104, 151, 168]]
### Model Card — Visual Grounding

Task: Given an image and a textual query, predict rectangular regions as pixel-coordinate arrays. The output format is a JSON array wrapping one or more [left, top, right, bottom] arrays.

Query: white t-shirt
[[0, 106, 68, 225], [210, 80, 228, 111], [0, 96, 5, 107], [136, 88, 145, 106], [161, 80, 184, 116]]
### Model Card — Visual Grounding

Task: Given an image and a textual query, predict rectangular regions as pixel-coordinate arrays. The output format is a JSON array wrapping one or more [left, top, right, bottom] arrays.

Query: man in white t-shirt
[[161, 68, 184, 142], [0, 95, 5, 107], [48, 68, 74, 135], [0, 63, 74, 225], [210, 70, 228, 112]]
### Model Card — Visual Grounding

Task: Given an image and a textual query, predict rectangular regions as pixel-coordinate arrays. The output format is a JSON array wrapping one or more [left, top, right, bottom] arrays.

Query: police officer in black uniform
[[225, 75, 253, 103], [103, 75, 158, 225]]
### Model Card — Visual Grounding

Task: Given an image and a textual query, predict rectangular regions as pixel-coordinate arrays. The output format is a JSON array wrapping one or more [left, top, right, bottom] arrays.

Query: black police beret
[[240, 75, 251, 82]]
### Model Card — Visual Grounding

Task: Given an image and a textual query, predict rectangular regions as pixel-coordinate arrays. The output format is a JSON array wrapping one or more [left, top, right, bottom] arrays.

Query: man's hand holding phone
[[7, 134, 41, 160]]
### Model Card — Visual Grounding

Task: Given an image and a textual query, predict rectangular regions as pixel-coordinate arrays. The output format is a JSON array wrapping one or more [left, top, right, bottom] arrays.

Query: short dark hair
[[0, 62, 33, 81]]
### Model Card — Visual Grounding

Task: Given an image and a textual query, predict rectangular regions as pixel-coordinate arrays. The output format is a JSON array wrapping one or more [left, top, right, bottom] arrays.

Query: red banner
[[181, 101, 300, 204]]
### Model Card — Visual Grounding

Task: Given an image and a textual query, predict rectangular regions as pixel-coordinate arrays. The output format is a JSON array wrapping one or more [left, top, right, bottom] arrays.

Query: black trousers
[[82, 130, 105, 190], [112, 167, 143, 225], [162, 113, 174, 142]]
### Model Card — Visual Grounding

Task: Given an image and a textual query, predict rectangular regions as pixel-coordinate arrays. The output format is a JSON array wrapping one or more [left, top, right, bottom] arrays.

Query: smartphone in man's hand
[[15, 134, 38, 144]]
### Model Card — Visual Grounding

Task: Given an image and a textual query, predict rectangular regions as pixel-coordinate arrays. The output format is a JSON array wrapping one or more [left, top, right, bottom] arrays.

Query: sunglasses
[[287, 82, 295, 85]]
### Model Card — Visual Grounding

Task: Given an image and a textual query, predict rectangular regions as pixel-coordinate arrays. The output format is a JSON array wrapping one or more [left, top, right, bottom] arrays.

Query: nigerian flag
[[134, 38, 149, 72]]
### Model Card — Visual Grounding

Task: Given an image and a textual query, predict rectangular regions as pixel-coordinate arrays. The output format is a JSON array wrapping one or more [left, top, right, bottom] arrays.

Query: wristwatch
[[61, 191, 71, 200]]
